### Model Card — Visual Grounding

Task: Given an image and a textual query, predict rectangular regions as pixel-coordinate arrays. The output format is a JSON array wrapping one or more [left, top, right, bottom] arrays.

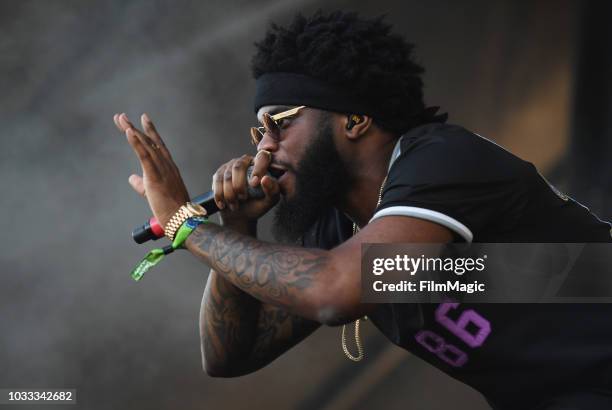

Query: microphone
[[132, 166, 269, 244]]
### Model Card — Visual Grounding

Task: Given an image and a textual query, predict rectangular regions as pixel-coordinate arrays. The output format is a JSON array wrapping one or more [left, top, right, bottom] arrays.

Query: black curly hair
[[251, 10, 427, 134]]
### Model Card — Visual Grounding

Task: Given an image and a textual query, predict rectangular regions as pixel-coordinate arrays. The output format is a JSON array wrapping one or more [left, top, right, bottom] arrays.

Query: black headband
[[253, 72, 447, 133]]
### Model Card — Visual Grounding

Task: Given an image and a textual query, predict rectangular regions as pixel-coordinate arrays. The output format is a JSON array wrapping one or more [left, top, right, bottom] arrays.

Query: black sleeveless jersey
[[301, 123, 612, 409]]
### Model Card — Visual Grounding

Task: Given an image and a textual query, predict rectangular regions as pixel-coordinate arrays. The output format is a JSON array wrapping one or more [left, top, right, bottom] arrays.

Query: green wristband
[[130, 216, 208, 281]]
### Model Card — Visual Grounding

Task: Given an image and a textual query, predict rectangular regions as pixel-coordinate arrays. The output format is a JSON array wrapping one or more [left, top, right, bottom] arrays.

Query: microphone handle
[[132, 166, 267, 244], [193, 190, 220, 215]]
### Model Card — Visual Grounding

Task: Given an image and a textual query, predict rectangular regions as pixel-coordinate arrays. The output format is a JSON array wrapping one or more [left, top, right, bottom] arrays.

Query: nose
[[256, 131, 279, 153]]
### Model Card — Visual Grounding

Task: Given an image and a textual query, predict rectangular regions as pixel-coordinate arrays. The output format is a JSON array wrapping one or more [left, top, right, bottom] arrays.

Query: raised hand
[[114, 113, 190, 227]]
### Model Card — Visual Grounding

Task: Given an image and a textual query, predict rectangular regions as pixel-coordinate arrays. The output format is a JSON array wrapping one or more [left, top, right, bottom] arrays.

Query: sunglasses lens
[[251, 108, 303, 145], [250, 127, 264, 145], [262, 113, 280, 134]]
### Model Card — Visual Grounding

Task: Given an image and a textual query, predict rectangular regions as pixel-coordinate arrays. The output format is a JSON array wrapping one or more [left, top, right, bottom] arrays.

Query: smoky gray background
[[1, 1, 583, 409]]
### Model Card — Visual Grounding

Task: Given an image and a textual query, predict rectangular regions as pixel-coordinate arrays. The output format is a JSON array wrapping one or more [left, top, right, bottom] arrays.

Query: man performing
[[115, 11, 612, 410]]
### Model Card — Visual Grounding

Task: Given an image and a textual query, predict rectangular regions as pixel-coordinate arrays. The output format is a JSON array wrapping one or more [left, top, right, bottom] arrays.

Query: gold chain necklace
[[341, 175, 388, 362]]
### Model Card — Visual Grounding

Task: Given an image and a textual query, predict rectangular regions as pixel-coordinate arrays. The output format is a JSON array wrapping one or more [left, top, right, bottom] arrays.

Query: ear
[[343, 114, 373, 141]]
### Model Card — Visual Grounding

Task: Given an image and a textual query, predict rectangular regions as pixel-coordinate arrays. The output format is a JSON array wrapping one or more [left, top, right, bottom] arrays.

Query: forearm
[[200, 219, 323, 376], [238, 303, 320, 375], [200, 219, 261, 375], [186, 223, 341, 323], [201, 268, 261, 376]]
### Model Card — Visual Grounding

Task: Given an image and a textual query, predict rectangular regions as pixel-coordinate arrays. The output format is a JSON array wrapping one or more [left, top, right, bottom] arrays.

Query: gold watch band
[[164, 202, 207, 240]]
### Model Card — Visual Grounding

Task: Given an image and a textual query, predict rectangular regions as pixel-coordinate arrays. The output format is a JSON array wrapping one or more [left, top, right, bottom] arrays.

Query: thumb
[[260, 175, 280, 202], [129, 174, 146, 197]]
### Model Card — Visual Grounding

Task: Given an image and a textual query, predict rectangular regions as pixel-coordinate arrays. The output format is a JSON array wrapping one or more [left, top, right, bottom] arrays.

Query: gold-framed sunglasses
[[250, 105, 306, 146]]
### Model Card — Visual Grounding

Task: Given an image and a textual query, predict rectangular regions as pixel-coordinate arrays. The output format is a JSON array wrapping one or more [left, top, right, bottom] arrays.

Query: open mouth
[[268, 165, 287, 179]]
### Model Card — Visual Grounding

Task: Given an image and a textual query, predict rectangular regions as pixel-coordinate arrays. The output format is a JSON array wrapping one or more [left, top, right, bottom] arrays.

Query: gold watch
[[164, 202, 207, 240]]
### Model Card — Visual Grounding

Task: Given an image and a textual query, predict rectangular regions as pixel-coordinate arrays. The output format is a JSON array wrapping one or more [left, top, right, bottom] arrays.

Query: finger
[[141, 113, 170, 159], [128, 174, 146, 196], [140, 113, 164, 145], [212, 165, 226, 210], [122, 114, 161, 160], [125, 127, 160, 178], [114, 113, 131, 133], [232, 155, 252, 201], [260, 175, 280, 202], [223, 161, 238, 211], [250, 149, 272, 187], [118, 113, 133, 131], [113, 114, 124, 132]]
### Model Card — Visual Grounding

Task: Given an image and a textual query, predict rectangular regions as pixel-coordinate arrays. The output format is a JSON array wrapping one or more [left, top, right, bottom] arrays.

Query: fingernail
[[143, 113, 150, 122], [218, 201, 225, 210], [250, 176, 259, 186]]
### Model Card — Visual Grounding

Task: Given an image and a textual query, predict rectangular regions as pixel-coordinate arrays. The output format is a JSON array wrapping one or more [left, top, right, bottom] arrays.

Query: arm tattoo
[[200, 271, 258, 371], [187, 223, 331, 312], [248, 304, 319, 366], [197, 224, 325, 374], [201, 270, 320, 374]]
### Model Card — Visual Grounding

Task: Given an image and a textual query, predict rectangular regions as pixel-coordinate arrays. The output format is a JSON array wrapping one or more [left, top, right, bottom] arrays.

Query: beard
[[272, 115, 352, 243]]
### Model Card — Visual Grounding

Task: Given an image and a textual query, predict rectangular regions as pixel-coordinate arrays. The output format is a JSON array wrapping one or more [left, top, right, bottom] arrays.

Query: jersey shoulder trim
[[370, 205, 473, 242]]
